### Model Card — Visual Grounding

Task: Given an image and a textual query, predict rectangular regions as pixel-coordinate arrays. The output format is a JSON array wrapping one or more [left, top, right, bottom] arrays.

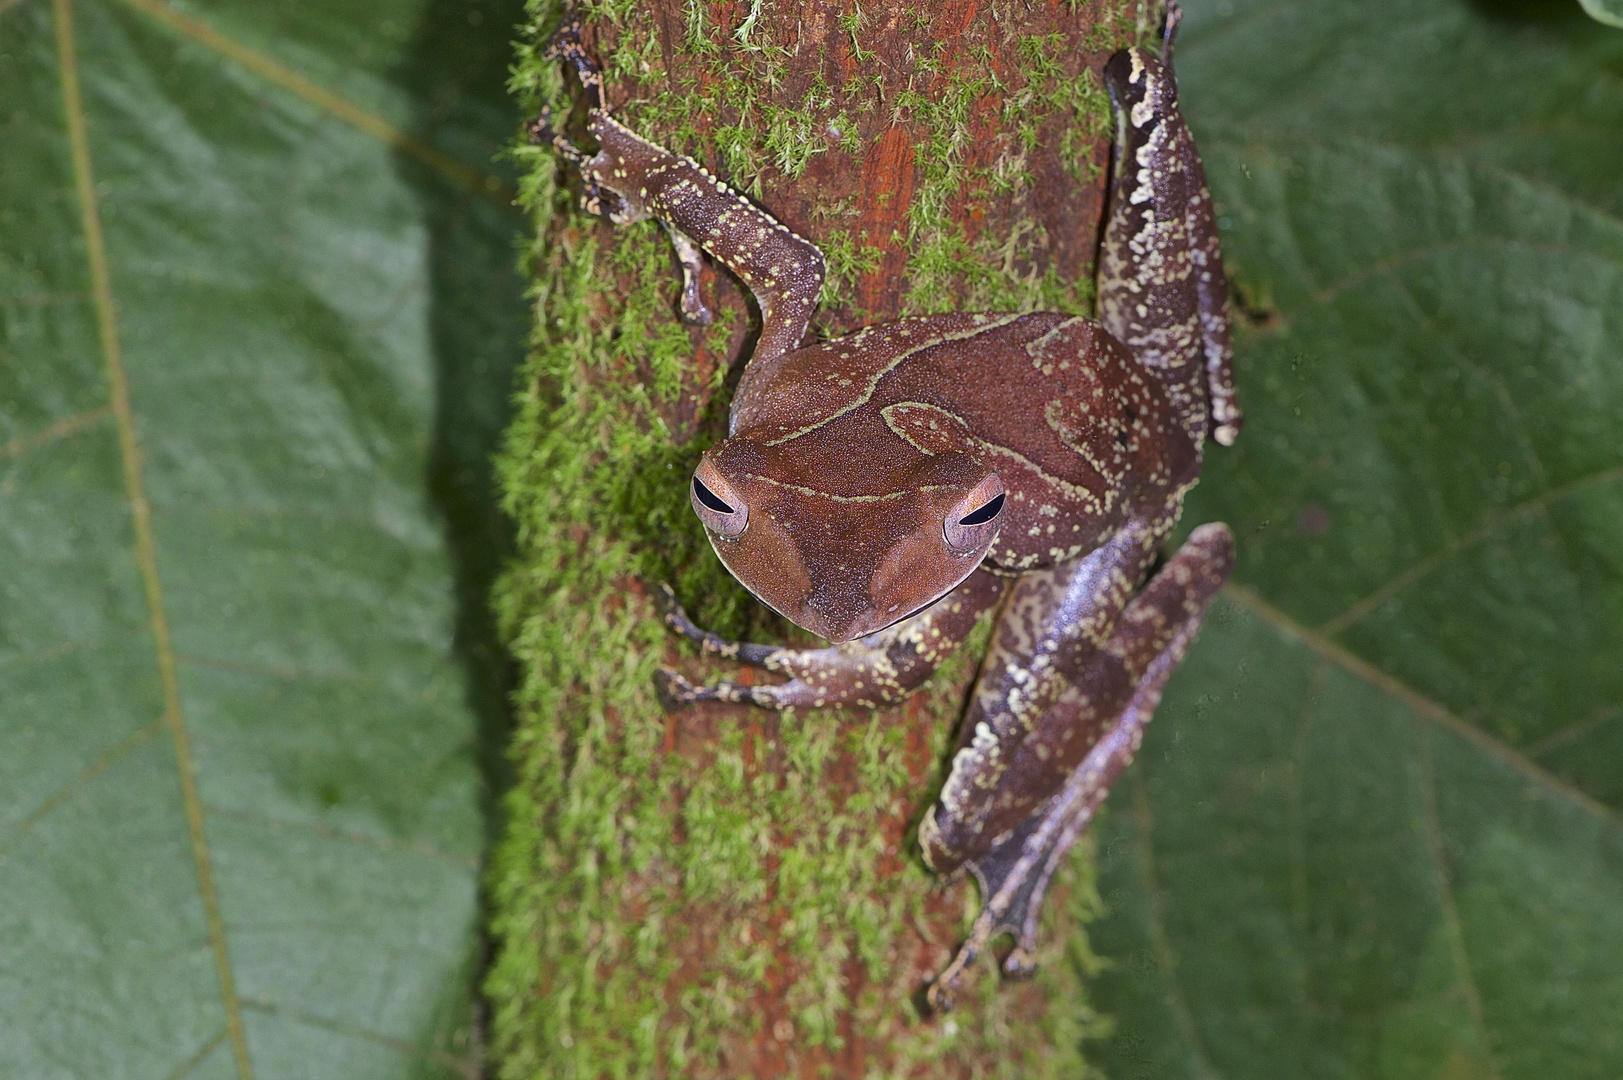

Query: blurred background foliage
[[3, 0, 526, 1073]]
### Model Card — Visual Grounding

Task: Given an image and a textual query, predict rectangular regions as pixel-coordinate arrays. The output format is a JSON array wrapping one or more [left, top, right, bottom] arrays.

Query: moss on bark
[[488, 1, 1157, 1075]]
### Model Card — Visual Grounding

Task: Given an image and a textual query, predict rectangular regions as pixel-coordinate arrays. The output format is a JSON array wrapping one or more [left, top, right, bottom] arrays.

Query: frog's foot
[[925, 524, 1234, 1012], [654, 669, 782, 709], [527, 21, 626, 221], [653, 584, 782, 668], [657, 639, 912, 709], [542, 19, 604, 110], [652, 570, 1006, 713], [1162, 0, 1183, 61], [926, 681, 1146, 1011], [662, 224, 713, 325], [651, 583, 829, 711], [525, 104, 615, 215]]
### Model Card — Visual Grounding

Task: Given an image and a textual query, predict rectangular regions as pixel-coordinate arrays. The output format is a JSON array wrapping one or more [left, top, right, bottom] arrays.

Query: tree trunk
[[490, 1, 1153, 1075]]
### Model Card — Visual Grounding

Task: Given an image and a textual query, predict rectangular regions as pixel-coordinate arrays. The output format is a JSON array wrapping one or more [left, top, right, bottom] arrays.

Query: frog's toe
[[653, 668, 699, 710], [1002, 946, 1038, 979], [540, 18, 582, 61], [651, 581, 681, 617], [924, 977, 960, 1014], [678, 290, 713, 327], [527, 107, 587, 166], [652, 583, 707, 639]]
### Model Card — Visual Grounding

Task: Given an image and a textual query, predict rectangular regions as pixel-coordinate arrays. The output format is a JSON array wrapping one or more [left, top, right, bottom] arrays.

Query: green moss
[[895, 28, 1119, 317], [488, 1, 1137, 1075]]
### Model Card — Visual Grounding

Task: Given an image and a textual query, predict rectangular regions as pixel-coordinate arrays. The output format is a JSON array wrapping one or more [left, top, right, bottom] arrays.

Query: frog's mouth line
[[701, 496, 999, 639], [750, 558, 990, 645]]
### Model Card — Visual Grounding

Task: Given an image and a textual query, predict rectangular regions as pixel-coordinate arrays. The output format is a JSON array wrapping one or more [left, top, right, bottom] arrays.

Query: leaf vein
[[163, 1026, 229, 1080], [0, 405, 113, 464], [0, 719, 162, 867], [1415, 721, 1502, 1079], [112, 0, 513, 204], [1318, 463, 1623, 636], [239, 997, 479, 1080], [52, 0, 253, 1073], [1129, 771, 1225, 1080], [1224, 584, 1615, 821]]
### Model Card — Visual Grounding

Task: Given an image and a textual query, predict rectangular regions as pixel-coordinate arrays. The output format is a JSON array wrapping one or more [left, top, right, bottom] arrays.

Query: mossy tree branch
[[489, 1, 1156, 1075]]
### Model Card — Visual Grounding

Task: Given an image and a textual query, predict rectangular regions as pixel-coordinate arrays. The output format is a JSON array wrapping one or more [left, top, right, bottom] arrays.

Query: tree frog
[[534, 1, 1240, 1011]]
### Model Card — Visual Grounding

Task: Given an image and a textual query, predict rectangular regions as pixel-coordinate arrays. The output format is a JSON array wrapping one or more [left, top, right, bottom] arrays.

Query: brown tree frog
[[534, 2, 1240, 1010]]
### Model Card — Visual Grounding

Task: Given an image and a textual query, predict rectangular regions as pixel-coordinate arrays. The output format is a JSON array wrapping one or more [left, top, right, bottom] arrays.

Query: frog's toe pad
[[1002, 946, 1038, 979], [654, 669, 766, 709], [653, 668, 699, 710], [652, 583, 708, 639]]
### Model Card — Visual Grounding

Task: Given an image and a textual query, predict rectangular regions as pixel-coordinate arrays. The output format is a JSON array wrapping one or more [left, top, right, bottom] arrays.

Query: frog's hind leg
[[1098, 18, 1242, 450], [653, 571, 1006, 711], [926, 523, 1233, 1011]]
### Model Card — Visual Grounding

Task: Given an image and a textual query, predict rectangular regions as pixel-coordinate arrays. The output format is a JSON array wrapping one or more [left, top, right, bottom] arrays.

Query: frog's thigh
[[656, 569, 1006, 711], [925, 523, 1234, 1009], [924, 522, 1227, 868], [926, 521, 1161, 862]]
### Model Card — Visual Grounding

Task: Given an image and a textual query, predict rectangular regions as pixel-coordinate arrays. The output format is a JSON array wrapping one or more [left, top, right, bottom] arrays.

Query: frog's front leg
[[654, 570, 1007, 711], [922, 523, 1234, 1011], [533, 20, 824, 371]]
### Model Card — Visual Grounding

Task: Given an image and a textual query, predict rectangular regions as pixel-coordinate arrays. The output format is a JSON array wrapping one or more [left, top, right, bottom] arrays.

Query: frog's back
[[729, 313, 1025, 437], [732, 312, 1200, 570]]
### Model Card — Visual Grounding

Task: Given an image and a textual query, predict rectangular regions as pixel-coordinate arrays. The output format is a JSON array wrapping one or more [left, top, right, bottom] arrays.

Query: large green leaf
[[0, 0, 526, 1074], [1089, 0, 1623, 1074], [1581, 0, 1623, 29]]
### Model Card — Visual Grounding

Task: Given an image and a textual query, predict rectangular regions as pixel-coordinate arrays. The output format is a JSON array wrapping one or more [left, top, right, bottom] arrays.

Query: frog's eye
[[691, 459, 748, 539], [944, 475, 1007, 553]]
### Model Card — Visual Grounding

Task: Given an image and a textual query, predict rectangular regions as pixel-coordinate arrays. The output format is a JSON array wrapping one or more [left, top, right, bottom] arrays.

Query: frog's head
[[688, 432, 1006, 643]]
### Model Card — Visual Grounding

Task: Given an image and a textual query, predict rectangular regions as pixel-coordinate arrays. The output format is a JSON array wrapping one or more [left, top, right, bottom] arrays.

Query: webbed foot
[[926, 694, 1133, 1012]]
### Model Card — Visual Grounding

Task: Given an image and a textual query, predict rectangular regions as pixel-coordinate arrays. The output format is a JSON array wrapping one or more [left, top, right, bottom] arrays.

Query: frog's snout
[[797, 589, 889, 644]]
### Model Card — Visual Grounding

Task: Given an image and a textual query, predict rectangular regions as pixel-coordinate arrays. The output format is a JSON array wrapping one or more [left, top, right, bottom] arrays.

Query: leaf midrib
[[35, 0, 508, 1074], [51, 0, 252, 1071]]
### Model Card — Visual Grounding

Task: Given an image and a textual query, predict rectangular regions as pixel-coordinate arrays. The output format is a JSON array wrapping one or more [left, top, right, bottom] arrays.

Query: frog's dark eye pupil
[[693, 476, 735, 514], [958, 492, 1005, 526]]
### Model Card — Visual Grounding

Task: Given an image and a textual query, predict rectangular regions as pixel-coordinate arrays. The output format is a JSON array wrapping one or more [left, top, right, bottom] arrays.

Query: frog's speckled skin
[[1098, 32, 1243, 452], [536, 3, 1239, 1011]]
